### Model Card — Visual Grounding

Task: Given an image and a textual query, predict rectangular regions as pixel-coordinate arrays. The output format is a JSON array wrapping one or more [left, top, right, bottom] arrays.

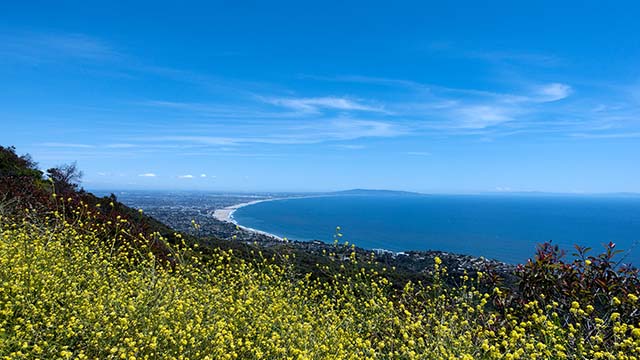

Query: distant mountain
[[330, 189, 425, 196]]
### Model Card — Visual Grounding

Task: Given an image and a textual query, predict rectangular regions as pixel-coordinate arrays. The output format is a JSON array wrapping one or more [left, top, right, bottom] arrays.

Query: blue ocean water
[[232, 194, 640, 265]]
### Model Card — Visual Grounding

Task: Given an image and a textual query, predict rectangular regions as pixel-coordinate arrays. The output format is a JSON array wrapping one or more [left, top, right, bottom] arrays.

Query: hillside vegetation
[[1, 146, 640, 359]]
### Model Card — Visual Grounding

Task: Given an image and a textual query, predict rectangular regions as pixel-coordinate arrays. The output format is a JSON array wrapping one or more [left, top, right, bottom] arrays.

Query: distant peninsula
[[329, 188, 426, 196]]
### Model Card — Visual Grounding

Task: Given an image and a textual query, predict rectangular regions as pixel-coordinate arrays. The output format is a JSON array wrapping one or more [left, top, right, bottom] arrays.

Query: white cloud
[[149, 136, 238, 146], [146, 119, 404, 145], [454, 105, 513, 129], [535, 83, 572, 102], [265, 96, 385, 113], [303, 75, 590, 134], [200, 174, 207, 178], [106, 143, 138, 148], [334, 144, 366, 150], [320, 119, 404, 140], [178, 174, 194, 179], [40, 142, 94, 148], [301, 74, 426, 90], [138, 173, 156, 177]]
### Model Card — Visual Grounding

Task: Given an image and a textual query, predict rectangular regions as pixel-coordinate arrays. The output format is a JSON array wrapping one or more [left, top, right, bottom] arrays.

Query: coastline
[[209, 195, 524, 267], [206, 195, 517, 270], [212, 194, 332, 242], [213, 198, 286, 241]]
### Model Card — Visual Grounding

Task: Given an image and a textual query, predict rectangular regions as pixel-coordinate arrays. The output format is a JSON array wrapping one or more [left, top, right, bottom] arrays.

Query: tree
[[47, 162, 83, 194], [0, 146, 48, 213], [0, 145, 43, 180]]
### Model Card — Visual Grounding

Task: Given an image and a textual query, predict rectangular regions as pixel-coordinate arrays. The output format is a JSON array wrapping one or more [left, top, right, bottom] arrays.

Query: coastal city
[[93, 190, 516, 277], [93, 190, 285, 241]]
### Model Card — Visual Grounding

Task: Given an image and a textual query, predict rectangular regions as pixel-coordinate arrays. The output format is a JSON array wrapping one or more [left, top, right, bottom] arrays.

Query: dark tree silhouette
[[0, 145, 43, 179], [47, 162, 83, 194]]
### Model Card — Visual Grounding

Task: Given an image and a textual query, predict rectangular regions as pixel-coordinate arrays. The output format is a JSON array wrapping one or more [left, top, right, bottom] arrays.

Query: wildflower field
[[1, 197, 639, 360], [1, 146, 639, 359]]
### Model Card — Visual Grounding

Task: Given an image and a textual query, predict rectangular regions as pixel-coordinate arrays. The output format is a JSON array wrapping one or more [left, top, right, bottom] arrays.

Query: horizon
[[89, 186, 640, 197], [2, 1, 640, 193]]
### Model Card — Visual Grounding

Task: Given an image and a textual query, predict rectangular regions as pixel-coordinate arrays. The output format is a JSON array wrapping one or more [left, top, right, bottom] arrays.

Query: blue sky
[[1, 1, 639, 193]]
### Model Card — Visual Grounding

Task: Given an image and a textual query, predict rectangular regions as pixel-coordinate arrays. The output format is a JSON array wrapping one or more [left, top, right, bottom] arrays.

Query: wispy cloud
[[570, 132, 640, 139], [407, 151, 431, 156], [426, 43, 562, 67], [453, 105, 515, 129], [138, 100, 305, 120], [146, 136, 238, 146], [264, 96, 385, 113], [105, 143, 139, 149], [534, 83, 572, 102], [142, 118, 404, 146], [39, 33, 118, 59], [40, 142, 95, 148], [0, 32, 120, 63], [301, 76, 575, 131], [178, 174, 194, 179], [334, 144, 366, 150], [10, 31, 634, 145], [464, 50, 561, 67], [138, 173, 157, 177], [300, 74, 429, 91]]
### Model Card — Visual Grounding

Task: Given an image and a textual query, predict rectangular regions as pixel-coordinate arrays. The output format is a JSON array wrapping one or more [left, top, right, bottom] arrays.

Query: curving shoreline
[[210, 195, 516, 271], [213, 198, 286, 240], [212, 195, 331, 241]]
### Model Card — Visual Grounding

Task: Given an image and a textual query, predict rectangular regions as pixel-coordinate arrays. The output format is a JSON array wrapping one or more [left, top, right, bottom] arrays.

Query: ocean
[[232, 194, 640, 265]]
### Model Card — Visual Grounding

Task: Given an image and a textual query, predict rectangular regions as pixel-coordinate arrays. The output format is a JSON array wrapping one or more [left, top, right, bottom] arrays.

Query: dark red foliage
[[513, 241, 639, 323], [0, 145, 175, 265]]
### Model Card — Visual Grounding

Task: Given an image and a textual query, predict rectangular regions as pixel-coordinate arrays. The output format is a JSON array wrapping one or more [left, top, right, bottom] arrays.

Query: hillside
[[1, 146, 639, 359]]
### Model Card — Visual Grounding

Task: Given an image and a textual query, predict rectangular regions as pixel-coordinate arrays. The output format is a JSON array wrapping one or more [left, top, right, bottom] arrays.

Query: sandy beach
[[212, 195, 330, 241], [212, 199, 269, 223], [212, 198, 285, 240]]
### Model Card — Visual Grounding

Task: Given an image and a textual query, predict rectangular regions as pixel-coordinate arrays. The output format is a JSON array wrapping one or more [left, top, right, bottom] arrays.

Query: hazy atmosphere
[[2, 1, 640, 192]]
